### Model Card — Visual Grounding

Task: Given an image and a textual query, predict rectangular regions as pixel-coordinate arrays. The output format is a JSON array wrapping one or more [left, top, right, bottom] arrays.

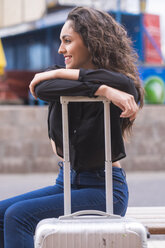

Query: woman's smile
[[64, 55, 72, 64]]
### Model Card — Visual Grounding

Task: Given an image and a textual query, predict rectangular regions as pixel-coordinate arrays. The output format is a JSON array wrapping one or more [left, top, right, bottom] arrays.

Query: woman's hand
[[29, 71, 56, 99], [95, 85, 138, 121]]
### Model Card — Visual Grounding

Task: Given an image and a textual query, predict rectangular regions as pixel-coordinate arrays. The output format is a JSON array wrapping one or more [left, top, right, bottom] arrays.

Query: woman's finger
[[129, 113, 136, 121], [129, 104, 139, 121], [121, 95, 138, 118], [29, 80, 37, 99], [120, 102, 132, 117]]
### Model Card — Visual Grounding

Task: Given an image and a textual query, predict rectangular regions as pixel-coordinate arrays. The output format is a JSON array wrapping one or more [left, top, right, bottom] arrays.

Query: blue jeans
[[0, 164, 129, 248]]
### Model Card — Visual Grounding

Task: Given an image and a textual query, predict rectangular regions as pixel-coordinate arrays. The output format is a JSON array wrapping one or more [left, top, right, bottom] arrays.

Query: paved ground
[[127, 171, 165, 207], [0, 171, 165, 247]]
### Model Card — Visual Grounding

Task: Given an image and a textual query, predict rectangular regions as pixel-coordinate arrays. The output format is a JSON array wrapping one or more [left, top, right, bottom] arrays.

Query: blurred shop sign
[[143, 14, 162, 64], [0, 0, 46, 28], [0, 39, 7, 76]]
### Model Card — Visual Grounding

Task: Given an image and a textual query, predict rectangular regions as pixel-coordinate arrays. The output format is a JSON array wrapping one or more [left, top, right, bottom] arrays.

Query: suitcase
[[34, 96, 148, 248]]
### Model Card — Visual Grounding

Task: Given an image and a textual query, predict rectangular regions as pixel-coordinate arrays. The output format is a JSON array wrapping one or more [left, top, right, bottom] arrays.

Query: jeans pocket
[[113, 179, 124, 186], [113, 179, 129, 216], [113, 179, 128, 200]]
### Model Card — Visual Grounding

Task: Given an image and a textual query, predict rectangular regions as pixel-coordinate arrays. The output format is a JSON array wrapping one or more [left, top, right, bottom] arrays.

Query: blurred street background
[[0, 0, 165, 246]]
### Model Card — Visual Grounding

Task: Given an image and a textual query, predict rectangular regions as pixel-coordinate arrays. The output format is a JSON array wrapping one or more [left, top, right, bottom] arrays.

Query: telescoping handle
[[60, 96, 113, 216]]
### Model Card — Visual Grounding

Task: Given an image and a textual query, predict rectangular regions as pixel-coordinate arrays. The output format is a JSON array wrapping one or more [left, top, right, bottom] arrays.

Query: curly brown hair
[[67, 6, 144, 138]]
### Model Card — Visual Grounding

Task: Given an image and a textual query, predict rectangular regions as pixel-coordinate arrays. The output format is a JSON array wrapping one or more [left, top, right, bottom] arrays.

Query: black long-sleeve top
[[35, 65, 138, 172]]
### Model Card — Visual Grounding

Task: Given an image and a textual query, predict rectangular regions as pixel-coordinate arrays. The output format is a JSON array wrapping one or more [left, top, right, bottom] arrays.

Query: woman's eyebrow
[[60, 35, 72, 40]]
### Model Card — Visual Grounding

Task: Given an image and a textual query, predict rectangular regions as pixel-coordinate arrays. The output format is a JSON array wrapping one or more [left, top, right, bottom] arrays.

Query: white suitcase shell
[[34, 97, 148, 248], [35, 212, 147, 248]]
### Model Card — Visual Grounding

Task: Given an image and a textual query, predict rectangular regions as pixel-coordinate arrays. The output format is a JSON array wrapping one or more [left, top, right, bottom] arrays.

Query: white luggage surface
[[35, 211, 147, 248], [34, 96, 148, 248]]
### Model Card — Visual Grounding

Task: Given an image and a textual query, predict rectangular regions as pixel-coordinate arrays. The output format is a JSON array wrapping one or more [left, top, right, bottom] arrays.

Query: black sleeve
[[35, 65, 138, 102], [35, 78, 99, 102], [35, 65, 100, 102], [79, 68, 138, 102]]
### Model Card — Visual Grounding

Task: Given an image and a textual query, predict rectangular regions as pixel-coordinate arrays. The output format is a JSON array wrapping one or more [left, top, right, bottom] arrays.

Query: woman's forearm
[[30, 69, 80, 99], [55, 69, 79, 80], [30, 68, 138, 120], [94, 85, 108, 97]]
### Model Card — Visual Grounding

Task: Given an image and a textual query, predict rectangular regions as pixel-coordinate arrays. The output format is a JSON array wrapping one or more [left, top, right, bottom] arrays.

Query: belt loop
[[58, 161, 63, 168], [121, 168, 126, 178], [71, 168, 77, 185], [71, 169, 80, 185]]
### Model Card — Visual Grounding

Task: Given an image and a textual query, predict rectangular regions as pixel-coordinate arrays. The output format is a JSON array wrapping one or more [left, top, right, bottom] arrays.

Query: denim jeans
[[0, 164, 128, 248]]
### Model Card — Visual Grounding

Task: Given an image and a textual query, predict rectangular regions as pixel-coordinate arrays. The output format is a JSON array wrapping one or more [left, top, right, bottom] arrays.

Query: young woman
[[0, 7, 143, 248]]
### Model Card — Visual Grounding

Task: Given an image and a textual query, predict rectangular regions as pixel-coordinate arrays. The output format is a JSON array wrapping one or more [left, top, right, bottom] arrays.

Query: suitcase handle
[[59, 210, 121, 220], [60, 96, 113, 215]]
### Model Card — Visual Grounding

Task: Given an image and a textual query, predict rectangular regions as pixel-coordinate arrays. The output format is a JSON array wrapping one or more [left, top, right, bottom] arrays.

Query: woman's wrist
[[95, 85, 111, 98], [46, 70, 58, 79]]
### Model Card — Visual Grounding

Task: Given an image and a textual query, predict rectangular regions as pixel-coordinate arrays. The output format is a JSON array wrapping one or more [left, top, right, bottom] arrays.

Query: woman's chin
[[65, 63, 78, 69], [65, 63, 73, 69], [65, 65, 72, 69]]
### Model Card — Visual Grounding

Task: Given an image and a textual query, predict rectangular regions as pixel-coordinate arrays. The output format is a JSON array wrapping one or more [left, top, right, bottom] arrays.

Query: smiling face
[[58, 20, 94, 69]]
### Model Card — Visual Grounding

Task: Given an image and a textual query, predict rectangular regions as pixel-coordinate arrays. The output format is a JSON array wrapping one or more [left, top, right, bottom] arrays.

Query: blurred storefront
[[0, 0, 165, 104]]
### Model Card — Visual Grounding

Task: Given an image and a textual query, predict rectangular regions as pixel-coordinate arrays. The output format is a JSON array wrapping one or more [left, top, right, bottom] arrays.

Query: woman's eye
[[65, 39, 71, 43]]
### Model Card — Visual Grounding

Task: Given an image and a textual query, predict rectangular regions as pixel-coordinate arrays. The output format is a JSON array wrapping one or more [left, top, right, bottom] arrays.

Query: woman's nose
[[58, 43, 66, 54]]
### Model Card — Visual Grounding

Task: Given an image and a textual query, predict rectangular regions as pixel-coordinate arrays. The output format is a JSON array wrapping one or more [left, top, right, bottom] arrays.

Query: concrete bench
[[126, 207, 165, 235]]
